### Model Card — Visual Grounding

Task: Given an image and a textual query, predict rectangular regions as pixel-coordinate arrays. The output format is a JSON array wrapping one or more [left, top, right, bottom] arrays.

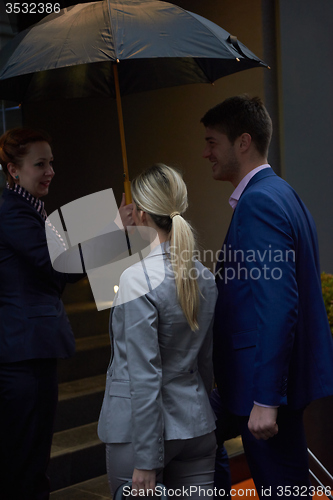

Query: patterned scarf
[[6, 182, 48, 220]]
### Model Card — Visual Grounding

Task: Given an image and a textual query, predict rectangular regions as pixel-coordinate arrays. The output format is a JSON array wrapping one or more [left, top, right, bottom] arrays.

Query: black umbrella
[[0, 0, 269, 200]]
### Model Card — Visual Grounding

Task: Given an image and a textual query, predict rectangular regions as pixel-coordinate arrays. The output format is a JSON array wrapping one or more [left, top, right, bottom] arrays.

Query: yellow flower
[[321, 272, 333, 336]]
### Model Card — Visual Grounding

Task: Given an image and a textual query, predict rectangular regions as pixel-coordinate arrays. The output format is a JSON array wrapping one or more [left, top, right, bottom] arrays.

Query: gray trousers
[[105, 431, 216, 500]]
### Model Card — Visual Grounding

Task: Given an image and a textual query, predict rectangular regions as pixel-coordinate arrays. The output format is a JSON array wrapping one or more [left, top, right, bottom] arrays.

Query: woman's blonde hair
[[131, 164, 199, 331]]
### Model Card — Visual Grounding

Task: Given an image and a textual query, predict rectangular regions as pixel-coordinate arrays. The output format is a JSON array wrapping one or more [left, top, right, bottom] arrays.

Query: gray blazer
[[98, 242, 217, 470]]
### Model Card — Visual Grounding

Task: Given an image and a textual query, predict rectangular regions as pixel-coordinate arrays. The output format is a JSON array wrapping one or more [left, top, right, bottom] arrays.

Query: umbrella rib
[[0, 1, 267, 103], [166, 5, 240, 60], [106, 0, 117, 61], [192, 57, 215, 84]]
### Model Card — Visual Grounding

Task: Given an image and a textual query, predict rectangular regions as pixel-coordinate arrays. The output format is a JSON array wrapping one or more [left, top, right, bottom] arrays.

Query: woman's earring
[[15, 175, 19, 179]]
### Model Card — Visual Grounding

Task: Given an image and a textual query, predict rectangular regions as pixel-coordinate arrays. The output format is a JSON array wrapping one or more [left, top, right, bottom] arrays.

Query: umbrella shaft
[[113, 63, 132, 204]]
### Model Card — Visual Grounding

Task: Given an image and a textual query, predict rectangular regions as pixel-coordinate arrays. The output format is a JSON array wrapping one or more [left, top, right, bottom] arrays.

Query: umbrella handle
[[113, 62, 132, 204], [124, 177, 132, 205]]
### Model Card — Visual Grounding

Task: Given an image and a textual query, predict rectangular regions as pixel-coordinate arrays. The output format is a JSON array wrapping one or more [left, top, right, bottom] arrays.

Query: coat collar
[[241, 166, 277, 197], [2, 187, 47, 220], [144, 239, 170, 259], [231, 167, 277, 217]]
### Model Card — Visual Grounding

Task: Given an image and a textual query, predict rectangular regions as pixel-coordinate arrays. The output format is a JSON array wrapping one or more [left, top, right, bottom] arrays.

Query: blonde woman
[[98, 164, 217, 498]]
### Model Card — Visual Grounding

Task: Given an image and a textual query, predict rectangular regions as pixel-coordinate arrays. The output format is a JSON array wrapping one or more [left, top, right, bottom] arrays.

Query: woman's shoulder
[[116, 260, 154, 306], [0, 191, 45, 251], [120, 259, 147, 285], [1, 203, 43, 235], [193, 260, 216, 281], [0, 190, 38, 223], [1, 189, 39, 213], [116, 250, 167, 306], [192, 260, 217, 301]]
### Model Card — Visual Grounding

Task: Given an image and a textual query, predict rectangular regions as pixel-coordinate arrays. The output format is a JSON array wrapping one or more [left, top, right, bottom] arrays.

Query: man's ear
[[239, 133, 252, 153]]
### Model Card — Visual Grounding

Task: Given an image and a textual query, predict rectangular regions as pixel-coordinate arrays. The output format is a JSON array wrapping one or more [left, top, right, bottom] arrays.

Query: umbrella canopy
[[0, 0, 269, 201], [0, 0, 268, 102]]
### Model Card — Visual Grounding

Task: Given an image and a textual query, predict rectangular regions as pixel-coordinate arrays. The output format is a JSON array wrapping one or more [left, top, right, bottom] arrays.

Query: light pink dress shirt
[[229, 164, 270, 210]]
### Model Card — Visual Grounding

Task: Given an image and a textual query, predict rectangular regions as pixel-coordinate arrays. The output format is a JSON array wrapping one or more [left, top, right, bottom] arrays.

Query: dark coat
[[0, 188, 78, 363]]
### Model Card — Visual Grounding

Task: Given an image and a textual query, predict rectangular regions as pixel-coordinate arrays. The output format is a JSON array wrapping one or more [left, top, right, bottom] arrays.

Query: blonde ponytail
[[170, 214, 199, 331], [131, 164, 199, 331]]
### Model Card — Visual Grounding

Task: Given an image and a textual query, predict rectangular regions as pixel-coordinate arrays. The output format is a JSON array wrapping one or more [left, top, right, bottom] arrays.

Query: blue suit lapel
[[241, 167, 277, 197], [215, 167, 277, 281], [215, 210, 235, 280]]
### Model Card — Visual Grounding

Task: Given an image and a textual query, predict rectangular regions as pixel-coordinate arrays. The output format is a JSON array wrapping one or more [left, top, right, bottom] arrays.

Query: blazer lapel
[[215, 167, 276, 281], [108, 306, 115, 369], [240, 167, 276, 198], [215, 210, 235, 281]]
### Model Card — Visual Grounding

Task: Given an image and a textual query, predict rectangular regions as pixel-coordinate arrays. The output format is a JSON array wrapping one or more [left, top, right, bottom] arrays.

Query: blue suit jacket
[[214, 168, 333, 415], [0, 188, 78, 363]]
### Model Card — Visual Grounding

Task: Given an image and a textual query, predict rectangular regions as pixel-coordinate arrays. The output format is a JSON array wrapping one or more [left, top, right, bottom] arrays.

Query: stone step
[[50, 475, 110, 499], [62, 278, 95, 304], [65, 301, 110, 339], [225, 436, 251, 485], [55, 375, 106, 432], [49, 422, 106, 492], [58, 334, 111, 384], [49, 434, 249, 495]]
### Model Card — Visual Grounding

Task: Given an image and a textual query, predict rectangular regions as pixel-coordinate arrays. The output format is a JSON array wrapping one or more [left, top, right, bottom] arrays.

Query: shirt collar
[[229, 164, 271, 210], [146, 239, 170, 258], [6, 183, 47, 220]]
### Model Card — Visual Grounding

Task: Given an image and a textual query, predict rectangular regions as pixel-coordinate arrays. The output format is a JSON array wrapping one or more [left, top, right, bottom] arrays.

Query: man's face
[[202, 127, 240, 183]]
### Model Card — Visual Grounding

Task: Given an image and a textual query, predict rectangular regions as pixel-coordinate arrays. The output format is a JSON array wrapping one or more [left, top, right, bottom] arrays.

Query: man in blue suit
[[201, 95, 333, 498]]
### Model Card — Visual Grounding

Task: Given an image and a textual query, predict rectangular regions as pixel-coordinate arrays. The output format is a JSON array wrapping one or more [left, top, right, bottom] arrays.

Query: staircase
[[49, 277, 112, 499]]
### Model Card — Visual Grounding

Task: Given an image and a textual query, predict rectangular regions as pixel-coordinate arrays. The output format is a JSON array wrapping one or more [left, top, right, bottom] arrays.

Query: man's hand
[[248, 404, 278, 440], [132, 468, 156, 496], [119, 193, 134, 228]]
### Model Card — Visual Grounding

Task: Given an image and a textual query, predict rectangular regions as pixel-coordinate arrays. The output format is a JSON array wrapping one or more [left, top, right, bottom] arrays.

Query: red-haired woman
[[0, 128, 79, 499]]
